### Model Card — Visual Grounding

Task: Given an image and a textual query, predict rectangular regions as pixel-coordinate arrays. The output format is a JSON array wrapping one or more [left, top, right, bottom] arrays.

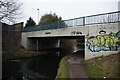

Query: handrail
[[23, 11, 120, 32]]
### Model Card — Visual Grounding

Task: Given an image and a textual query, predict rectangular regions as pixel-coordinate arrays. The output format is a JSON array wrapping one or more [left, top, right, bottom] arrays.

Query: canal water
[[2, 39, 84, 79], [2, 53, 62, 79]]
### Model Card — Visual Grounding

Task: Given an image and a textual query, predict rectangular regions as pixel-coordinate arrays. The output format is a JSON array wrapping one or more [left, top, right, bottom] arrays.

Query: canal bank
[[56, 52, 120, 79], [2, 49, 51, 61], [55, 56, 70, 78], [55, 52, 88, 79], [83, 53, 120, 78]]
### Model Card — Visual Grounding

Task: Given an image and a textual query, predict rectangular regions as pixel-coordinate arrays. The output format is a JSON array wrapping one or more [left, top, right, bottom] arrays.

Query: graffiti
[[116, 31, 120, 38], [71, 31, 82, 35], [87, 31, 120, 52]]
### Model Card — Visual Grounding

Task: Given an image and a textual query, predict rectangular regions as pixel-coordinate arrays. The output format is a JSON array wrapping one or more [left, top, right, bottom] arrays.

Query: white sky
[[19, 0, 120, 25]]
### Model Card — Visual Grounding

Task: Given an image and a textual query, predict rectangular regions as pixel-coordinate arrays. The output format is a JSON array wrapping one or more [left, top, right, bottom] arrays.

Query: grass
[[56, 56, 70, 78], [83, 53, 120, 78]]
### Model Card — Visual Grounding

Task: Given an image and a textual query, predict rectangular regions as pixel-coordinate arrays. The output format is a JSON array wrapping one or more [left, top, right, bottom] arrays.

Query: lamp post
[[37, 8, 39, 52], [36, 9, 39, 72], [37, 8, 39, 24]]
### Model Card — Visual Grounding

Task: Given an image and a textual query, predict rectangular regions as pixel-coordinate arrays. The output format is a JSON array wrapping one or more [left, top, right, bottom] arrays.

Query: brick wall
[[2, 22, 23, 51]]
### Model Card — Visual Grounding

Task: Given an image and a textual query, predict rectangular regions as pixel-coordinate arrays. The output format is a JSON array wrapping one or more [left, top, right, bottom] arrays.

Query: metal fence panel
[[23, 11, 120, 32]]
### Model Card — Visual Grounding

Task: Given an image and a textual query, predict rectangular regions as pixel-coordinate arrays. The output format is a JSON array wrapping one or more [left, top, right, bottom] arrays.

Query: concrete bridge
[[21, 11, 120, 60]]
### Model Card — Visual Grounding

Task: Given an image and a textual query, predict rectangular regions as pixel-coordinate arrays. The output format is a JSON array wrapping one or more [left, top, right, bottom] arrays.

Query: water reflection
[[27, 54, 62, 79], [2, 60, 22, 79], [2, 53, 62, 79]]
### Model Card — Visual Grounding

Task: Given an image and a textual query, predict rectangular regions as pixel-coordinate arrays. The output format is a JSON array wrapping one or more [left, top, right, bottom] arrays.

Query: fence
[[23, 11, 120, 32]]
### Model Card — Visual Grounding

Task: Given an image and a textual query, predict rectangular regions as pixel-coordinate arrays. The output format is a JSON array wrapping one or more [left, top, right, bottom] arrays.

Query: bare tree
[[0, 0, 23, 23]]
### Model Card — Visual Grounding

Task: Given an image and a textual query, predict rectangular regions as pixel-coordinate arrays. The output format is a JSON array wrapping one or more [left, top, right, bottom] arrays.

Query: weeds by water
[[56, 56, 69, 78]]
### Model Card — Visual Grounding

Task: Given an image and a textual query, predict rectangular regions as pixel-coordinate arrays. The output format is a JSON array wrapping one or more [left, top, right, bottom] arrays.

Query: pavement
[[67, 52, 89, 78]]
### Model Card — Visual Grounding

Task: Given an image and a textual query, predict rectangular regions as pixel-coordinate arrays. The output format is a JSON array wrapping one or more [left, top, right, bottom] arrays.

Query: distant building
[[2, 22, 23, 50]]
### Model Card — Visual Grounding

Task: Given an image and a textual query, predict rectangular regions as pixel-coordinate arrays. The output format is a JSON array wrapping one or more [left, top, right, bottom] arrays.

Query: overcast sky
[[19, 0, 119, 25]]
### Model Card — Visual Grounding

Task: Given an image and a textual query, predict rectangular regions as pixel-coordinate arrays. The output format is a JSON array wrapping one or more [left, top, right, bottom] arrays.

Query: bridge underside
[[27, 36, 85, 57], [28, 36, 85, 39]]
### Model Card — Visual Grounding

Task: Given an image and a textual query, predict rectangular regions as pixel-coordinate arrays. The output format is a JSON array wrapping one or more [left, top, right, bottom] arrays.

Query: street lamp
[[37, 8, 39, 24], [36, 8, 39, 52]]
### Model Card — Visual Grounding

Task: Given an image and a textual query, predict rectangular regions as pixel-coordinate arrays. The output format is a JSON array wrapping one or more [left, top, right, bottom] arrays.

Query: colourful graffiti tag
[[87, 31, 120, 52]]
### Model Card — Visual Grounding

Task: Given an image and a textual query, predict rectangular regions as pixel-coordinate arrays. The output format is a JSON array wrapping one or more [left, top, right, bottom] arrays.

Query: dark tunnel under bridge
[[27, 36, 85, 56]]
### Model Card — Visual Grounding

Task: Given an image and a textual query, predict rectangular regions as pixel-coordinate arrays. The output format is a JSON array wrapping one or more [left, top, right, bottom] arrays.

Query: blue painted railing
[[23, 11, 120, 32]]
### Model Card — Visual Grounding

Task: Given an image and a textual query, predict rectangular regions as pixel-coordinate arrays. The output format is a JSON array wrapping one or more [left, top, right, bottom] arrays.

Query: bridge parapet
[[23, 11, 120, 32]]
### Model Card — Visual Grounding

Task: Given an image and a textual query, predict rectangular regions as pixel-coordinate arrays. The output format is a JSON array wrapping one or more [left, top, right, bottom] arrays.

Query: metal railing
[[23, 11, 120, 32]]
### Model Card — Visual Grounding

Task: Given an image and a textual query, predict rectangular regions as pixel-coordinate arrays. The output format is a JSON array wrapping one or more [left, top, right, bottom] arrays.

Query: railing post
[[83, 17, 85, 26], [72, 20, 73, 26], [58, 21, 59, 28]]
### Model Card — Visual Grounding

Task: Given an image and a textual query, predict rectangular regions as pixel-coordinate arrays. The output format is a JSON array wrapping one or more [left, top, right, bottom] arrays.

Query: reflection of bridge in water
[[22, 11, 120, 60]]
